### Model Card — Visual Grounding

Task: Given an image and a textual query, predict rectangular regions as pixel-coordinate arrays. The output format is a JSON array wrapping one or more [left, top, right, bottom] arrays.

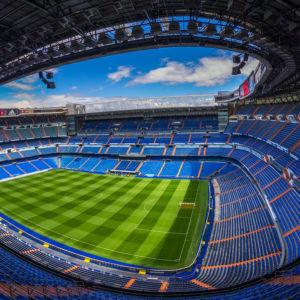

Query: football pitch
[[0, 169, 208, 269]]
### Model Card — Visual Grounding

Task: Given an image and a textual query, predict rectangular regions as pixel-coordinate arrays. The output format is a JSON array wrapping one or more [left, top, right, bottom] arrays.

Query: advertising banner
[[249, 73, 255, 93]]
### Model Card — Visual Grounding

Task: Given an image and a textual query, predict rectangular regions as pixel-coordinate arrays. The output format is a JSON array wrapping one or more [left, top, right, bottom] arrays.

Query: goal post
[[179, 202, 196, 209]]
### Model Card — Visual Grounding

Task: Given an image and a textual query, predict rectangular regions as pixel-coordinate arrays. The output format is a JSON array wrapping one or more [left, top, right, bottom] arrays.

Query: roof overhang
[[0, 0, 299, 97]]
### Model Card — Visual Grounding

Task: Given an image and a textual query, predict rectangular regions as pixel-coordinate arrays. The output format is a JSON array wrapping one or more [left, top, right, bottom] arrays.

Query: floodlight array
[[0, 17, 260, 79]]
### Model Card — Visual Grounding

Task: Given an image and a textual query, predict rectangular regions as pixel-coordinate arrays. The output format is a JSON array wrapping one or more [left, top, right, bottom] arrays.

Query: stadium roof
[[0, 0, 299, 97]]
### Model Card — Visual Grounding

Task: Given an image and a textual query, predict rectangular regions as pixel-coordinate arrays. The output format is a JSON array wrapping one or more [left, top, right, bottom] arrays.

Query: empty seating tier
[[0, 106, 298, 298]]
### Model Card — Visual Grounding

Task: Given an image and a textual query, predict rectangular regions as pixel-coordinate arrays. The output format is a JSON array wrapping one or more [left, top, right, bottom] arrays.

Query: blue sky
[[0, 47, 257, 108]]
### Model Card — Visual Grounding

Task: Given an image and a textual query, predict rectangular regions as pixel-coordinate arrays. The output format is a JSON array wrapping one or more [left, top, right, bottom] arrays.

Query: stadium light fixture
[[169, 21, 181, 34], [84, 36, 97, 47], [132, 25, 144, 38], [202, 23, 217, 36], [187, 21, 198, 34], [115, 28, 128, 41], [46, 72, 53, 79], [47, 82, 56, 89], [98, 33, 112, 45], [233, 55, 241, 64], [37, 51, 48, 59], [232, 52, 248, 75], [234, 29, 249, 40], [42, 78, 48, 84], [47, 47, 60, 57], [248, 32, 257, 42], [58, 43, 72, 54], [239, 61, 246, 69], [150, 22, 163, 36], [70, 40, 85, 51], [220, 26, 234, 38], [39, 71, 56, 89], [232, 66, 241, 75]]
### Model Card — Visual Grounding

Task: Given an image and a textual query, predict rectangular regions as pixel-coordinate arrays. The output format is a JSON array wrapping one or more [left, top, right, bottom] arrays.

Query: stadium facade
[[0, 96, 298, 299]]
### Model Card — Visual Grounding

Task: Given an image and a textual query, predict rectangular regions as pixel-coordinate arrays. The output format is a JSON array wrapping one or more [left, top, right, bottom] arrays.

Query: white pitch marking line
[[135, 227, 186, 235], [1, 179, 197, 263], [1, 195, 180, 262], [177, 180, 201, 261], [2, 207, 179, 262]]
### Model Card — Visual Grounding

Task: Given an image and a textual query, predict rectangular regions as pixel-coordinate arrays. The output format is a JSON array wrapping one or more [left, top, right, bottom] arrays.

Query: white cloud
[[241, 58, 259, 76], [0, 94, 217, 113], [45, 68, 59, 74], [129, 56, 259, 87], [0, 55, 259, 109], [21, 74, 39, 84], [128, 57, 233, 87], [0, 94, 104, 109], [89, 86, 104, 92], [108, 66, 134, 83], [71, 86, 78, 90], [11, 100, 31, 108], [4, 81, 35, 91], [160, 57, 170, 65], [13, 92, 36, 101], [0, 94, 128, 109]]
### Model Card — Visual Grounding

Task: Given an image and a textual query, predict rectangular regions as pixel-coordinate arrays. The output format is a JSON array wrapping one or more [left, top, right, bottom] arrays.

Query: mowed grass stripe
[[39, 177, 143, 243], [74, 179, 158, 252], [22, 174, 117, 223], [0, 173, 122, 239], [132, 180, 192, 265], [50, 176, 131, 221], [0, 170, 208, 270], [111, 180, 181, 263], [139, 180, 199, 265], [33, 177, 154, 249], [96, 179, 170, 254], [149, 180, 193, 233]]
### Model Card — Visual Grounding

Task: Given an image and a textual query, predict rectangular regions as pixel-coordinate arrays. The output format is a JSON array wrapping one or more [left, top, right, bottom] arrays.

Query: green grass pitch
[[0, 169, 208, 270]]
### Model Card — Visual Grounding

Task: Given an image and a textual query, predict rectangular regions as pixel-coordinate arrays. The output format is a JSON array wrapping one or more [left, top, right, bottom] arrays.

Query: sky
[[0, 47, 258, 108]]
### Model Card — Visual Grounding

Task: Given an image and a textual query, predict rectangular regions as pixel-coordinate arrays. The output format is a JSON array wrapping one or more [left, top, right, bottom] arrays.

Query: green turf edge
[[0, 170, 208, 270]]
